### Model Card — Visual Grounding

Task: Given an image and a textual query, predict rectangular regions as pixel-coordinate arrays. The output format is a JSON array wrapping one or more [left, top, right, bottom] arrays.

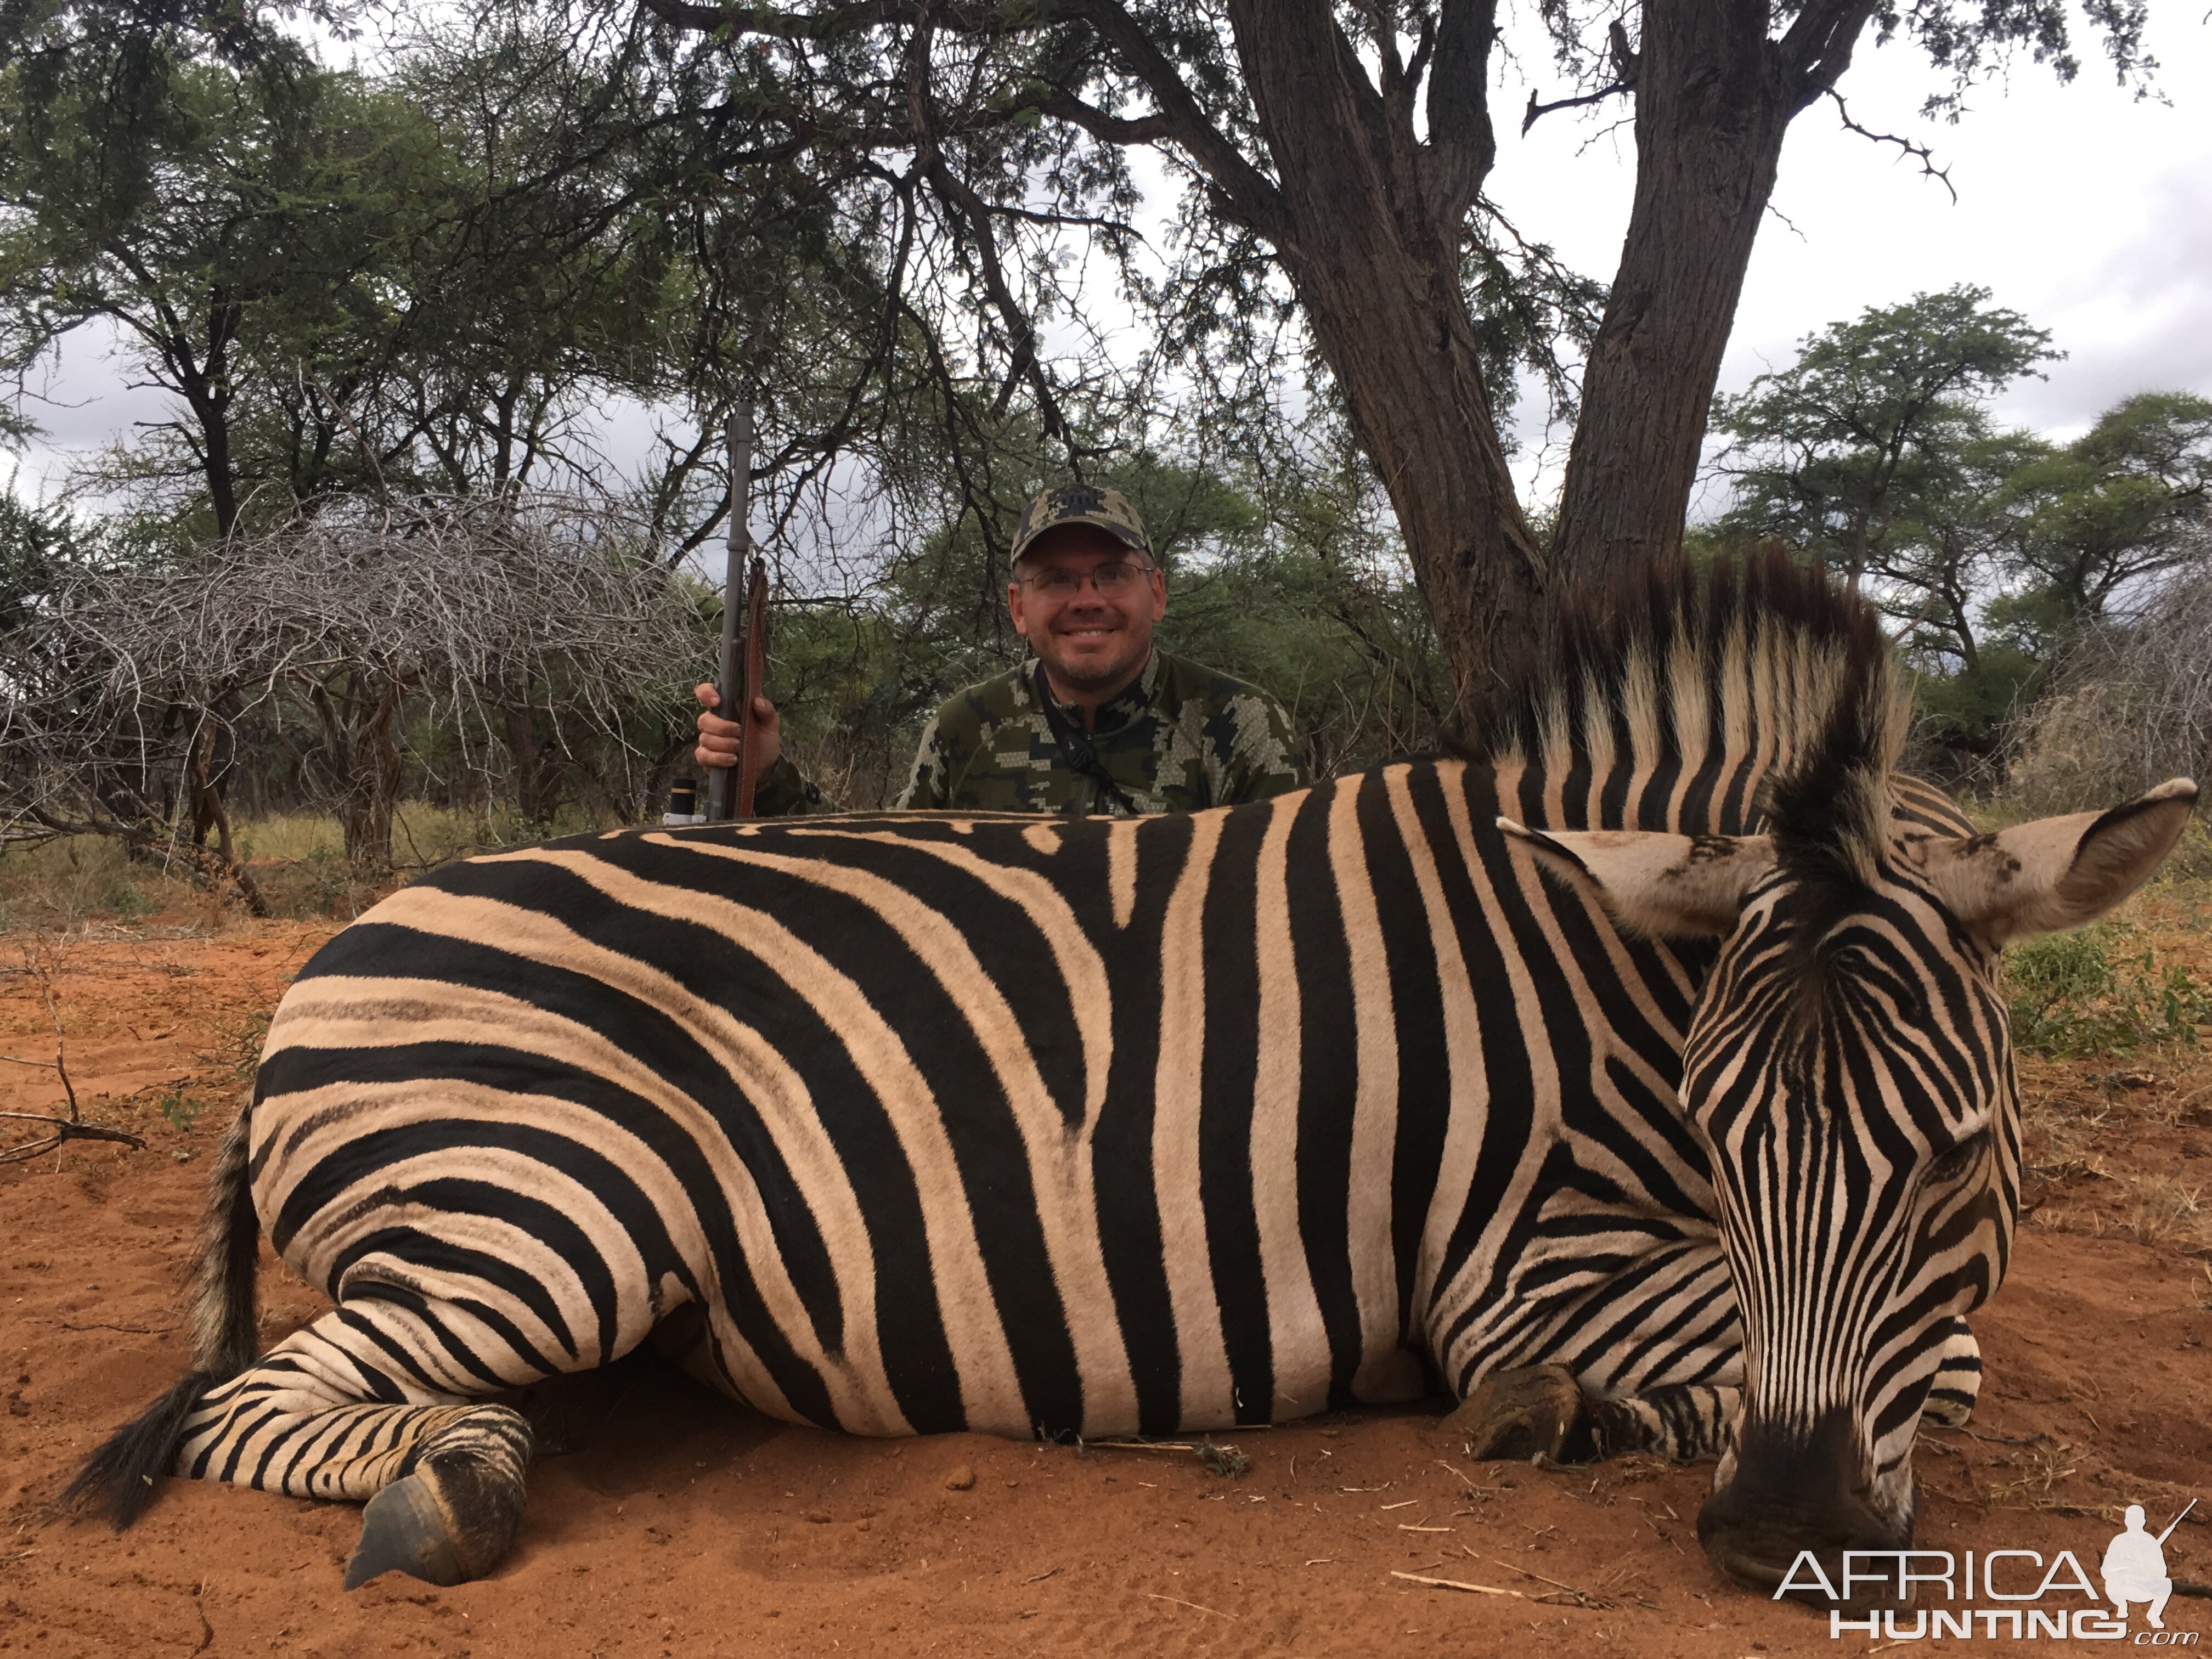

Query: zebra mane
[[1466, 549, 1912, 882]]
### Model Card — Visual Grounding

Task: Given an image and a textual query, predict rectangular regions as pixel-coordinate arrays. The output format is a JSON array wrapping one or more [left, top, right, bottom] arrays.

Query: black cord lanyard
[[1033, 663, 1138, 817]]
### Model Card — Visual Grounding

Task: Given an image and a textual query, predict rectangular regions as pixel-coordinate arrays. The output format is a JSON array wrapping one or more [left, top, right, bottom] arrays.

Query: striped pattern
[[133, 554, 2047, 1581], [1683, 819, 2017, 1535], [223, 768, 1741, 1447]]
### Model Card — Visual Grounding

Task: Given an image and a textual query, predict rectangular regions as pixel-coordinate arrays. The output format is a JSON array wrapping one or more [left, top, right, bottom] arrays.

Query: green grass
[[2155, 815, 2212, 886], [2006, 918, 2212, 1059]]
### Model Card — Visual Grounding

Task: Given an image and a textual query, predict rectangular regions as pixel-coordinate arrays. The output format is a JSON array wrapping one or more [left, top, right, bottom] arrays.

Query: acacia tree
[[0, 32, 431, 534], [1707, 290, 2052, 592], [621, 0, 2149, 706], [1990, 391, 2212, 642], [0, 497, 707, 871]]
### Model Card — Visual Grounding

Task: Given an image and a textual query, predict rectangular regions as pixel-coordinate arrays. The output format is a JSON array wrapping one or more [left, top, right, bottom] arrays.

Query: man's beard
[[1047, 631, 1146, 693]]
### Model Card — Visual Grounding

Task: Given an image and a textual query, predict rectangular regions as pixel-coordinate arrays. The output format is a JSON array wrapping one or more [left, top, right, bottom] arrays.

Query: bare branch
[[1520, 79, 1632, 136], [0, 496, 708, 870], [1826, 90, 1957, 202]]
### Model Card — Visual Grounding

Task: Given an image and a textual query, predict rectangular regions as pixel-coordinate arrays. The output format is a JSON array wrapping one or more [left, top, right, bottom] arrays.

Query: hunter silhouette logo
[[1778, 1497, 2202, 1642], [2106, 1502, 2195, 1631]]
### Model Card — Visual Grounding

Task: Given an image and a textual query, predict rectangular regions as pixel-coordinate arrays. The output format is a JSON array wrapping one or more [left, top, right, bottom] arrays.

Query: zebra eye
[[1925, 1129, 1990, 1183]]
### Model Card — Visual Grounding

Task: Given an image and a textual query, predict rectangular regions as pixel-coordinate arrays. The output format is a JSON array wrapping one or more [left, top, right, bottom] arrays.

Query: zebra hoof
[[345, 1475, 468, 1589], [1447, 1364, 1589, 1463], [1918, 1387, 1976, 1431]]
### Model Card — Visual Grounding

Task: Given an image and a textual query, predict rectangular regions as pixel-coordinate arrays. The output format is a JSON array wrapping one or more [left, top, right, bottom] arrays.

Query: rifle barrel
[[736, 555, 768, 817], [708, 403, 754, 820], [2157, 1498, 2197, 1545]]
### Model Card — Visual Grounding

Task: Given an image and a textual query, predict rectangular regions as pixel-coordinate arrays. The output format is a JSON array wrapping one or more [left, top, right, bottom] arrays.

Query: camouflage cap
[[1010, 483, 1152, 565]]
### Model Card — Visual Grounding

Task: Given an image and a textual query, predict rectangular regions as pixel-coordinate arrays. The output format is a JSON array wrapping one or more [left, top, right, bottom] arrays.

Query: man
[[694, 484, 1306, 815]]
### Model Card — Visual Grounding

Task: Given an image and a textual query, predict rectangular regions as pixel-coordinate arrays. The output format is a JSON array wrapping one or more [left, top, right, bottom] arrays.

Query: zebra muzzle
[[1696, 1407, 1914, 1615]]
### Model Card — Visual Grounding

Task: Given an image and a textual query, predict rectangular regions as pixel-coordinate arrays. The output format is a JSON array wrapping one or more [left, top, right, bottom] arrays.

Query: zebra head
[[1504, 773, 2198, 1604]]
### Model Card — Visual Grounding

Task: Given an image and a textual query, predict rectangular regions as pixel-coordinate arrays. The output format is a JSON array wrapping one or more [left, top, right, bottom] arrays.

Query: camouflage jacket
[[752, 650, 1307, 817]]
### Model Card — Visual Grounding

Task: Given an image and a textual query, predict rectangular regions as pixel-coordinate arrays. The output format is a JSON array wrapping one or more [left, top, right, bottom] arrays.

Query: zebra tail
[[64, 1106, 261, 1527]]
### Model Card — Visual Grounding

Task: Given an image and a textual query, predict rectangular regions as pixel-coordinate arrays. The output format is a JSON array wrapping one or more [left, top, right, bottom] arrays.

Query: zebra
[[69, 552, 2195, 1606]]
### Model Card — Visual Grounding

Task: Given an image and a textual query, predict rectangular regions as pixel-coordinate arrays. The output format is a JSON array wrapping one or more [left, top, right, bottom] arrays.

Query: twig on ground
[[1142, 1592, 1237, 1619], [0, 1110, 148, 1165], [0, 941, 149, 1163], [1433, 1458, 1492, 1495], [1392, 1570, 1525, 1599], [26, 938, 79, 1119], [1467, 1547, 1617, 1608], [60, 1321, 178, 1334]]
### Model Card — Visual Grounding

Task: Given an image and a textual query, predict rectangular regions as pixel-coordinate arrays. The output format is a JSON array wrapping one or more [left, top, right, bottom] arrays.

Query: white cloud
[[1499, 6, 2212, 493]]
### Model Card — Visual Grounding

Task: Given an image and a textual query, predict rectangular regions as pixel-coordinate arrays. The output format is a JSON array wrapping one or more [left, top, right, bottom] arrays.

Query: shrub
[[2006, 920, 2212, 1057]]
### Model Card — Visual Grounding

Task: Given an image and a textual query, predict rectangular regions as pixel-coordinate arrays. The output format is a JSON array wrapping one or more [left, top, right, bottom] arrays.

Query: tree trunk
[[505, 701, 565, 826], [189, 722, 272, 917], [1550, 0, 1807, 581], [201, 392, 241, 540], [344, 685, 405, 872], [1226, 1, 1548, 715], [314, 676, 406, 872]]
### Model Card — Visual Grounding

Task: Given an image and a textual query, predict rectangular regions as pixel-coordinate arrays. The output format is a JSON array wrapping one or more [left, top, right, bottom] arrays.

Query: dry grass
[[0, 801, 608, 930], [0, 835, 206, 932], [2119, 1176, 2208, 1250]]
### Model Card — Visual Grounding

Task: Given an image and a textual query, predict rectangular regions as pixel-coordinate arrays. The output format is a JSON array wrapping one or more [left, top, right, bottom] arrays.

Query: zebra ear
[[1922, 777, 2199, 946], [1497, 819, 1776, 938]]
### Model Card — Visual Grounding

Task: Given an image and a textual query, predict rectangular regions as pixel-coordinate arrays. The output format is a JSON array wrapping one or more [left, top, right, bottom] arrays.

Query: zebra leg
[[177, 1306, 535, 1589], [1446, 1364, 1587, 1462], [1918, 1316, 1982, 1430], [1448, 1367, 1739, 1465], [1581, 1384, 1740, 1462]]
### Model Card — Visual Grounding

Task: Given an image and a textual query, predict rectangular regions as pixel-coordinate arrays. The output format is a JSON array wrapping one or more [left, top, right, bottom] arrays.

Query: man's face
[[1006, 525, 1166, 694]]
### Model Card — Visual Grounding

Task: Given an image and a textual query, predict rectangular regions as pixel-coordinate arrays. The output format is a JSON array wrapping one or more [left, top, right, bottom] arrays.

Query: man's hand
[[693, 682, 782, 774]]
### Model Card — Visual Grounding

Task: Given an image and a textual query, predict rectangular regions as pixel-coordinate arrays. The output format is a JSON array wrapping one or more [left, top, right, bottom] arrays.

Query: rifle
[[735, 553, 769, 817], [707, 403, 767, 821], [2157, 1499, 2198, 1545]]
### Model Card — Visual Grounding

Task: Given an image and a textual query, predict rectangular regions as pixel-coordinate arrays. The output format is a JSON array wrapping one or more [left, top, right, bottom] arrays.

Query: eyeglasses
[[1019, 560, 1155, 597]]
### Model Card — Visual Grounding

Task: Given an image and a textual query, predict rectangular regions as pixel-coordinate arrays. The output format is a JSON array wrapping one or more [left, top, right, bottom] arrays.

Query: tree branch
[[1774, 0, 1880, 106], [1424, 0, 1500, 218], [1060, 0, 1290, 244], [900, 24, 1072, 450], [1826, 89, 1956, 202], [1518, 18, 1635, 136], [1037, 91, 1181, 148], [1519, 78, 1630, 136], [635, 0, 915, 40]]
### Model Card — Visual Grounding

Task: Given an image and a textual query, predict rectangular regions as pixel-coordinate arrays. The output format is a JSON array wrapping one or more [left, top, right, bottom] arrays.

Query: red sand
[[5, 924, 2207, 1656]]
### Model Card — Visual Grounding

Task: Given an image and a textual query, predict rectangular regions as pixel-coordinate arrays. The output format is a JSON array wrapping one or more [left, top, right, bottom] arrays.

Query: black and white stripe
[[70, 552, 2193, 1598]]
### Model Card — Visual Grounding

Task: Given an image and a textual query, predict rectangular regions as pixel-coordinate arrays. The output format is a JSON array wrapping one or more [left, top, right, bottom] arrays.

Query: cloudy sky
[[1494, 3, 2212, 502], [8, 5, 2208, 521]]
